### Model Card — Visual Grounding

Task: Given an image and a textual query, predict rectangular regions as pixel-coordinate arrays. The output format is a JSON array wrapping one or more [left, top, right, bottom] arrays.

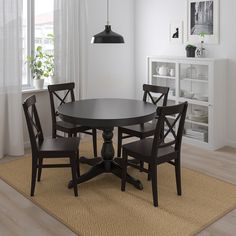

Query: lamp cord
[[107, 0, 109, 25]]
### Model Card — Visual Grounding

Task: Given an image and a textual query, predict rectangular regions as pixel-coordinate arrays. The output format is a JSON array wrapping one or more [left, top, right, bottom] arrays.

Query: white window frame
[[23, 0, 54, 89]]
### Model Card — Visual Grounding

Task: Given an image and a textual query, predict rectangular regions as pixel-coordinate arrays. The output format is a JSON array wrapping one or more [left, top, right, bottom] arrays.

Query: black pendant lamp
[[91, 0, 124, 44]]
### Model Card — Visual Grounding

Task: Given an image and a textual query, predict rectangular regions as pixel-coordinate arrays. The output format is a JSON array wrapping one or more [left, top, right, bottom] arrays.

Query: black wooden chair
[[121, 102, 188, 207], [23, 95, 80, 197], [48, 83, 97, 157], [117, 84, 169, 170]]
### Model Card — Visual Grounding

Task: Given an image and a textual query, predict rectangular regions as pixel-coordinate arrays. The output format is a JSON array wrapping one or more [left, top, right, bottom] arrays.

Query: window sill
[[22, 86, 48, 94]]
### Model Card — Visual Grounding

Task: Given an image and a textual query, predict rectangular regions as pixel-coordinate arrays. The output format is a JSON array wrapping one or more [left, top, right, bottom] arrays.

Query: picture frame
[[169, 20, 183, 44], [186, 0, 219, 44]]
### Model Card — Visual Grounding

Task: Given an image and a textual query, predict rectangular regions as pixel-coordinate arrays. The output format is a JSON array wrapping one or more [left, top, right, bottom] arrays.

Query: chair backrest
[[152, 102, 188, 157], [22, 95, 44, 154], [142, 84, 169, 107], [48, 82, 75, 126]]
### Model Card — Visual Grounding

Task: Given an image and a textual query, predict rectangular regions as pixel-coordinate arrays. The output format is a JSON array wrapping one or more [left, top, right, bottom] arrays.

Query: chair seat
[[56, 120, 90, 133], [39, 137, 80, 155], [120, 119, 157, 138], [123, 138, 176, 162]]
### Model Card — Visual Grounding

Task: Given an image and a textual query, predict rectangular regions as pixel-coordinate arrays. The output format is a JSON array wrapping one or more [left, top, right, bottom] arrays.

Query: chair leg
[[139, 161, 144, 172], [117, 128, 122, 157], [37, 157, 43, 182], [70, 155, 78, 197], [52, 128, 56, 139], [31, 157, 38, 196], [92, 128, 97, 157], [139, 137, 144, 172], [147, 164, 151, 181], [151, 164, 158, 207], [175, 156, 182, 196], [68, 132, 73, 137], [76, 150, 80, 177], [121, 150, 128, 191]]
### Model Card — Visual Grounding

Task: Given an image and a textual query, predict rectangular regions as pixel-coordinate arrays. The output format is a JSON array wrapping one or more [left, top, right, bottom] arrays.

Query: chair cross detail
[[146, 91, 165, 105], [52, 90, 71, 117], [158, 113, 182, 148]]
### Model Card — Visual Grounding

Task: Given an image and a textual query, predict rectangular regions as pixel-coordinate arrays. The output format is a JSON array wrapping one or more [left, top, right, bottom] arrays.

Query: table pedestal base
[[68, 158, 143, 190], [68, 128, 143, 190], [68, 127, 143, 190]]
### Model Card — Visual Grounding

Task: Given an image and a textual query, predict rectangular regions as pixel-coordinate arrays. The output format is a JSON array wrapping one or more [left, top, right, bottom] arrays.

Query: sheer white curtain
[[0, 0, 24, 159], [54, 0, 88, 99]]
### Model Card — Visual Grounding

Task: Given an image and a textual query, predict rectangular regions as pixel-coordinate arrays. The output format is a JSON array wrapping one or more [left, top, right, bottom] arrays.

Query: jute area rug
[[0, 141, 236, 236]]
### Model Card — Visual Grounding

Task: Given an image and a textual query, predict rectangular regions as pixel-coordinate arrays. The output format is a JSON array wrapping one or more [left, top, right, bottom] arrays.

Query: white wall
[[134, 0, 236, 147]]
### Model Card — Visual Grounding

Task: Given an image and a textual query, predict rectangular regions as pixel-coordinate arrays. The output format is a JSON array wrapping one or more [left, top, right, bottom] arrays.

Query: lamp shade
[[91, 25, 124, 44]]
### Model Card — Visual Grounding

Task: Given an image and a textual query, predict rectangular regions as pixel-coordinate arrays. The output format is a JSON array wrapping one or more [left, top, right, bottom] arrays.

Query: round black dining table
[[58, 98, 156, 190]]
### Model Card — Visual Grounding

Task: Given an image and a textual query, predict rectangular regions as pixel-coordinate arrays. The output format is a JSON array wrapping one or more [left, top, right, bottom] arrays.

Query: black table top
[[58, 98, 156, 128]]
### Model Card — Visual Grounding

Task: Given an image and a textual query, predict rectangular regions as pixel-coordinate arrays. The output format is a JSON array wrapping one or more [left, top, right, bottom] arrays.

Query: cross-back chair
[[117, 84, 169, 170], [48, 83, 97, 157], [121, 102, 188, 207], [23, 95, 80, 197]]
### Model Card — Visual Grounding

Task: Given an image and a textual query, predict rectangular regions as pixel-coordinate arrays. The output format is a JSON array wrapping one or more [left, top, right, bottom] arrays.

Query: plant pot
[[49, 76, 58, 85], [33, 79, 44, 89], [186, 47, 196, 57]]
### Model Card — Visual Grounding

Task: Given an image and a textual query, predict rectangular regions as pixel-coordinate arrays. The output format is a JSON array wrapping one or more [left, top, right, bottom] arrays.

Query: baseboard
[[226, 139, 236, 149]]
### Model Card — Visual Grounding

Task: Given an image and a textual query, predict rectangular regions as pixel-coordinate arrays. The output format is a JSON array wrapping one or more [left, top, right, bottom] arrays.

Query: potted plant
[[27, 46, 47, 89], [185, 44, 197, 58], [27, 37, 55, 88]]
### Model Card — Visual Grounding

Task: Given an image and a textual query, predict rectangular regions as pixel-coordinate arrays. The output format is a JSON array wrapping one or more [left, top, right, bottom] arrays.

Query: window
[[22, 0, 54, 87]]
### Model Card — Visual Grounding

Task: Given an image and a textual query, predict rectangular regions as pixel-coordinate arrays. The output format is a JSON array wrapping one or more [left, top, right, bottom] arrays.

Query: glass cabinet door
[[151, 61, 176, 98], [183, 103, 209, 143], [179, 64, 209, 102]]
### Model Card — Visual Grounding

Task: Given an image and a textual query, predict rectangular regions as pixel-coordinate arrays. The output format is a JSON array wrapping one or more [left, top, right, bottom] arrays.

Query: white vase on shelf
[[33, 78, 44, 89]]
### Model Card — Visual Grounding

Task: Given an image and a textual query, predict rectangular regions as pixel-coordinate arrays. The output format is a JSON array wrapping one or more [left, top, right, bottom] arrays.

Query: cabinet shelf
[[185, 119, 208, 127], [152, 75, 176, 80], [181, 78, 208, 83], [179, 97, 209, 106]]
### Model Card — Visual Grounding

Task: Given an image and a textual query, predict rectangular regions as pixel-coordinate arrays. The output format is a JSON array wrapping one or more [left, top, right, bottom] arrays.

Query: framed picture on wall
[[186, 0, 219, 44], [169, 20, 183, 44]]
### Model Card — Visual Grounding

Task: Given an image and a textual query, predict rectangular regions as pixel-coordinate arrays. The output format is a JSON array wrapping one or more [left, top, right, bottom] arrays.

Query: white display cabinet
[[148, 56, 227, 150]]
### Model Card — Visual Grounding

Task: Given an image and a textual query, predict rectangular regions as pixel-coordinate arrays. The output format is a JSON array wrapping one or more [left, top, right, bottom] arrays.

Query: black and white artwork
[[169, 21, 183, 44], [190, 1, 213, 35], [187, 0, 219, 44]]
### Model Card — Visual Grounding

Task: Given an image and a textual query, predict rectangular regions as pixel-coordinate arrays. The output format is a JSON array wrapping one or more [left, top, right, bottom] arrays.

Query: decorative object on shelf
[[169, 20, 183, 44], [194, 94, 208, 102], [157, 65, 169, 76], [181, 89, 195, 99], [196, 32, 206, 57], [26, 44, 54, 89], [91, 0, 124, 44], [186, 0, 219, 44], [169, 68, 175, 77], [32, 79, 44, 89], [185, 44, 197, 57]]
